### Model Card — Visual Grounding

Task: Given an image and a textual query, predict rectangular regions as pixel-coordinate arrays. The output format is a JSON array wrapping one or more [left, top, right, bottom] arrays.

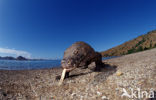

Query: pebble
[[97, 91, 102, 96], [71, 93, 76, 97], [101, 96, 107, 100], [116, 71, 123, 76]]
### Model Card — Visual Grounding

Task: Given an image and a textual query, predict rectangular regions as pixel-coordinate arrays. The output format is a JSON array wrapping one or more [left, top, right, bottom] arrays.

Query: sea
[[0, 57, 117, 70]]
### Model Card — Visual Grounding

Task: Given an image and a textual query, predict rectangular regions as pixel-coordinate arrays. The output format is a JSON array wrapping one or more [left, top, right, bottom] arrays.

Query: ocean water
[[0, 57, 118, 70], [0, 60, 61, 70]]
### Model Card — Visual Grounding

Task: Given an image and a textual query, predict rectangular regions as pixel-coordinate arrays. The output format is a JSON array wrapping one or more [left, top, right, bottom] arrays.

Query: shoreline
[[0, 48, 156, 100], [0, 66, 62, 71], [0, 56, 116, 71]]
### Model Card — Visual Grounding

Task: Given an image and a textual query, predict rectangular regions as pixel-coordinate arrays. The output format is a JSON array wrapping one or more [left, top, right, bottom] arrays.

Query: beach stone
[[116, 71, 123, 76]]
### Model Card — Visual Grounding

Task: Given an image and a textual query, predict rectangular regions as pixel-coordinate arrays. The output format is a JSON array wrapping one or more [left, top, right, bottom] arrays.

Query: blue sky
[[0, 0, 156, 59]]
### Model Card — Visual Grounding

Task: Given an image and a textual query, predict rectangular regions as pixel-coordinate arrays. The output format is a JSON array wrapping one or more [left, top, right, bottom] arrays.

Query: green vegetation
[[136, 46, 143, 52], [135, 38, 145, 47], [127, 46, 143, 54], [127, 48, 135, 54], [154, 44, 156, 48]]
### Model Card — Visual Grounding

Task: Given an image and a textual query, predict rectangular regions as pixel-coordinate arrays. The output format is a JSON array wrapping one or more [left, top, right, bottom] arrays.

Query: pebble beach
[[0, 48, 156, 100]]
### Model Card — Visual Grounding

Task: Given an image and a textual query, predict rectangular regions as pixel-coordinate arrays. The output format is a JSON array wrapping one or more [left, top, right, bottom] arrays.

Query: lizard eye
[[67, 60, 71, 65]]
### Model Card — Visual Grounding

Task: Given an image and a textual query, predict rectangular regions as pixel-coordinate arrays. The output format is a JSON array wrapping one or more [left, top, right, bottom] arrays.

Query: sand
[[0, 48, 156, 100]]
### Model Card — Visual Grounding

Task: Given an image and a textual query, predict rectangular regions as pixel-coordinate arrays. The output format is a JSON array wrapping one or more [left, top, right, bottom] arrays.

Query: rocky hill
[[101, 30, 156, 57], [0, 56, 27, 60]]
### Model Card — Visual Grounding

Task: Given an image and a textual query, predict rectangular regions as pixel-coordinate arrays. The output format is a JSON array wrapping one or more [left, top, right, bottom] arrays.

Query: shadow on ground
[[91, 63, 117, 85], [56, 63, 117, 84]]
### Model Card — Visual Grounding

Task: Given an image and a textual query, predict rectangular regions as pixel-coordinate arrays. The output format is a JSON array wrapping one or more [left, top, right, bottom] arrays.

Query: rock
[[101, 96, 107, 100], [116, 71, 123, 76], [97, 91, 102, 96]]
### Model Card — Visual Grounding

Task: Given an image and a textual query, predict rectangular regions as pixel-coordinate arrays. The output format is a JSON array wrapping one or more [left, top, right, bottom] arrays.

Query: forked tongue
[[59, 69, 67, 85]]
